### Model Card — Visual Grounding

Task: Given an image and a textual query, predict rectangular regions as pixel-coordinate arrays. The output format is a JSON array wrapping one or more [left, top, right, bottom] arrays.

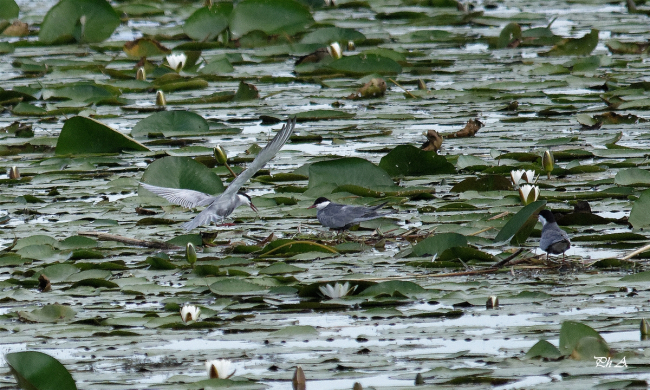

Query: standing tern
[[308, 197, 391, 231], [538, 209, 571, 260], [140, 117, 296, 231]]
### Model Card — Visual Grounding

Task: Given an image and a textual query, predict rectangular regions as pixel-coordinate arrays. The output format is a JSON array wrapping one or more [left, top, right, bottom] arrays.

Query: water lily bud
[[486, 296, 499, 309], [180, 304, 200, 323], [347, 40, 355, 51], [542, 150, 554, 179], [417, 79, 427, 90], [185, 242, 197, 267], [353, 382, 363, 390], [9, 166, 19, 179], [213, 145, 228, 165], [204, 0, 212, 7], [155, 90, 166, 106], [518, 184, 539, 205], [415, 373, 424, 385], [206, 359, 235, 379], [641, 318, 650, 336], [328, 42, 342, 59], [136, 67, 146, 80], [292, 366, 306, 390]]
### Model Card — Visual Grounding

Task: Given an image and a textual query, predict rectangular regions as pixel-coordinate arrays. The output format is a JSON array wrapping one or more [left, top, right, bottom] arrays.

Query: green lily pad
[[544, 29, 599, 56], [131, 111, 209, 138], [494, 200, 547, 245], [230, 0, 313, 38], [209, 279, 268, 296], [58, 236, 98, 250], [259, 240, 338, 257], [308, 157, 396, 191], [357, 281, 425, 297], [139, 156, 225, 197], [123, 38, 171, 58], [559, 321, 608, 359], [39, 0, 120, 44], [41, 263, 79, 282], [18, 304, 76, 323], [5, 351, 77, 390], [55, 116, 149, 155], [328, 54, 402, 75], [411, 233, 468, 257], [450, 175, 512, 192], [300, 26, 365, 44], [525, 340, 562, 359], [258, 262, 306, 275], [378, 145, 455, 177], [0, 0, 19, 20], [614, 168, 650, 186], [269, 325, 318, 337], [630, 189, 650, 228], [184, 3, 231, 41]]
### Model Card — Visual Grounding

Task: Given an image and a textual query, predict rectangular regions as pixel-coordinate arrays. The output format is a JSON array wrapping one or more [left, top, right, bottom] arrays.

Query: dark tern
[[140, 117, 296, 231], [538, 209, 571, 260], [308, 197, 391, 231]]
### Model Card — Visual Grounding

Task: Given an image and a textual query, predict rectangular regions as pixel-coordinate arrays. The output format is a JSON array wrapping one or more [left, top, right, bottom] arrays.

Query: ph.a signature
[[594, 356, 627, 368]]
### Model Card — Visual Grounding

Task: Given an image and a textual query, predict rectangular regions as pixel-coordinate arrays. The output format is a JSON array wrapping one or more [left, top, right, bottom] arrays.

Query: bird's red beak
[[308, 204, 315, 209], [250, 203, 258, 212]]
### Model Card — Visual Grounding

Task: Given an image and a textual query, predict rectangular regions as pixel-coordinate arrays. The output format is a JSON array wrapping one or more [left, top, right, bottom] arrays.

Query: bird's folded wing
[[223, 117, 296, 196], [139, 183, 215, 209]]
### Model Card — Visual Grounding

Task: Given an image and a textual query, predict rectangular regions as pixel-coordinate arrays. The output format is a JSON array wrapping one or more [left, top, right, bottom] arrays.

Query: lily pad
[[357, 281, 425, 297], [39, 0, 120, 44], [229, 0, 313, 38], [55, 116, 149, 155], [379, 145, 455, 177], [209, 279, 268, 296], [411, 233, 468, 257], [525, 340, 562, 359], [559, 321, 608, 359], [328, 54, 402, 75], [544, 29, 599, 56], [614, 168, 650, 186], [0, 0, 19, 20], [308, 157, 396, 191], [131, 111, 209, 138], [629, 189, 650, 229], [494, 200, 547, 245], [5, 351, 77, 390], [184, 3, 232, 41], [18, 304, 76, 323], [139, 156, 225, 197]]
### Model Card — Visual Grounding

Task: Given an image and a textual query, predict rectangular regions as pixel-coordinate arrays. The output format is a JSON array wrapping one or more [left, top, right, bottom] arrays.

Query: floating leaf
[[300, 26, 365, 44], [450, 175, 512, 192], [131, 111, 209, 138], [269, 325, 318, 337], [123, 38, 171, 58], [55, 116, 149, 155], [0, 0, 19, 21], [230, 0, 313, 38], [233, 81, 259, 101], [525, 340, 562, 359], [544, 29, 599, 56], [184, 3, 231, 41], [260, 240, 338, 257], [328, 54, 402, 75], [39, 0, 120, 44], [494, 200, 547, 245], [411, 233, 468, 257], [308, 157, 396, 191], [139, 156, 224, 197], [379, 145, 455, 177], [559, 321, 608, 359], [614, 168, 650, 186], [258, 262, 306, 274], [629, 189, 650, 229], [5, 351, 77, 390], [18, 304, 76, 323], [497, 22, 522, 48], [209, 279, 268, 296], [357, 281, 425, 297]]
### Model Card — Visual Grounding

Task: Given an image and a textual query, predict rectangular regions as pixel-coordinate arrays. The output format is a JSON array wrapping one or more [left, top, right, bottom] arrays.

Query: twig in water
[[78, 231, 180, 249], [621, 242, 650, 261], [388, 78, 417, 99]]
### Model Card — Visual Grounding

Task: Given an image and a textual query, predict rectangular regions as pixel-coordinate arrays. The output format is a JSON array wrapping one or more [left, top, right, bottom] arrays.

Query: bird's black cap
[[312, 197, 330, 205], [539, 209, 556, 223]]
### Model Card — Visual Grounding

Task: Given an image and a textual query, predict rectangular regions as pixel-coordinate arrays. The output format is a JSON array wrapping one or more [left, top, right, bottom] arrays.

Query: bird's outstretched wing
[[222, 117, 296, 196], [139, 182, 215, 209]]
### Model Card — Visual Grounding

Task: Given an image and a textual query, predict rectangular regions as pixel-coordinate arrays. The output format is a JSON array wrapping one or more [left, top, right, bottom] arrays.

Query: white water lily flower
[[522, 169, 537, 184], [205, 359, 235, 379], [166, 53, 187, 72], [319, 282, 355, 299], [518, 184, 539, 205], [510, 169, 524, 188], [327, 42, 342, 59], [180, 304, 200, 323]]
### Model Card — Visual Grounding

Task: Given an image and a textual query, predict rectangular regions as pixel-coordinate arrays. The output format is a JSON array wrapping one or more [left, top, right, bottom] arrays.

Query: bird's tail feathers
[[181, 207, 223, 231]]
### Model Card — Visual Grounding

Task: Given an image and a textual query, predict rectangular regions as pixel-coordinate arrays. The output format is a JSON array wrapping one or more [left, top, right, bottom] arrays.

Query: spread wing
[[223, 117, 296, 196], [139, 182, 215, 209]]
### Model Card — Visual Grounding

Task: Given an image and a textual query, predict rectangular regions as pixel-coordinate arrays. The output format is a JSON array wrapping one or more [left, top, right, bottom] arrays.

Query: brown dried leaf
[[38, 274, 51, 292], [2, 20, 29, 37], [444, 119, 484, 138], [421, 130, 443, 151]]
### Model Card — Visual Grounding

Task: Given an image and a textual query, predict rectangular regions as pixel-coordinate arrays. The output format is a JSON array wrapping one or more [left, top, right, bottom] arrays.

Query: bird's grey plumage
[[311, 198, 391, 230], [538, 209, 570, 258], [139, 117, 296, 230]]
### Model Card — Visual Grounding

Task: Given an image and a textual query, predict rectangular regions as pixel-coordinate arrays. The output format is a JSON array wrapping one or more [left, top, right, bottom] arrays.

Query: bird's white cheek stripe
[[316, 201, 330, 209]]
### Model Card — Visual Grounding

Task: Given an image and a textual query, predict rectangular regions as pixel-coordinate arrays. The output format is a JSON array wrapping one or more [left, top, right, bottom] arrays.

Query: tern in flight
[[140, 117, 296, 231]]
